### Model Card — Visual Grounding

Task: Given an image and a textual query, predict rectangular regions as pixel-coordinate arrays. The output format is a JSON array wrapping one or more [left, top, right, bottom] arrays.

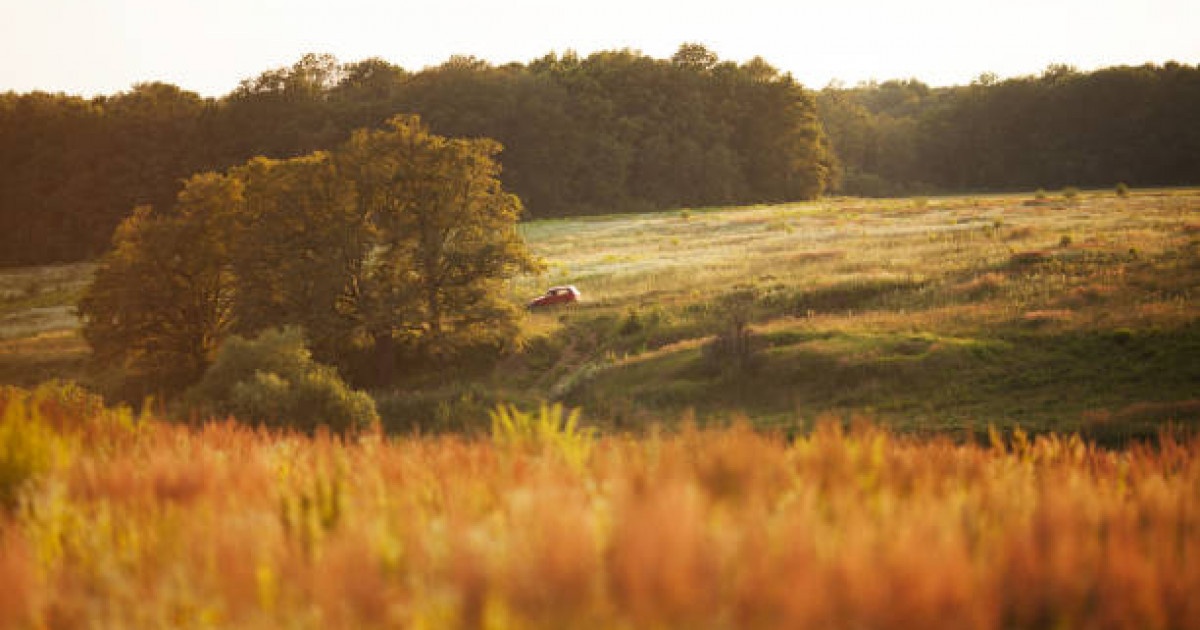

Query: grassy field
[[456, 188, 1198, 438], [1, 190, 1197, 628], [1, 189, 1197, 437], [1, 384, 1197, 629]]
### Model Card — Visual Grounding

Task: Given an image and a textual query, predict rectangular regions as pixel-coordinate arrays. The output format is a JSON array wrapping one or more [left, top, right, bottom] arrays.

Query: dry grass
[[2, 384, 1198, 629], [516, 189, 1198, 334]]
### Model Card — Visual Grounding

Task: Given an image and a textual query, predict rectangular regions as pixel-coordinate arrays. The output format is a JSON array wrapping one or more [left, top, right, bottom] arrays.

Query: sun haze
[[1, 0, 1197, 96]]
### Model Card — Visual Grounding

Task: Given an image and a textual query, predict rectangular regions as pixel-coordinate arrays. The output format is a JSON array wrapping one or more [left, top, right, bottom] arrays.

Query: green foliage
[[373, 382, 512, 434], [79, 182, 240, 399], [1062, 186, 1080, 201], [701, 289, 763, 376], [186, 328, 378, 433], [0, 388, 60, 511], [225, 154, 367, 363], [80, 115, 539, 395], [490, 403, 593, 469], [3, 46, 836, 268], [618, 309, 644, 336], [0, 84, 214, 266], [1116, 182, 1130, 197], [6, 59, 1200, 267], [339, 115, 541, 380], [818, 64, 1200, 196]]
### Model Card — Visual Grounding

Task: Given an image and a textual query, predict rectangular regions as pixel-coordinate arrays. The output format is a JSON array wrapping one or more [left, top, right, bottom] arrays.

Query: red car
[[528, 285, 581, 309]]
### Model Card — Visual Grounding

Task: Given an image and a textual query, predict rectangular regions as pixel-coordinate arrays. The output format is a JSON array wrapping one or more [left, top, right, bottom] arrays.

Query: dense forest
[[2, 46, 1198, 267], [818, 62, 1200, 196], [0, 45, 831, 266]]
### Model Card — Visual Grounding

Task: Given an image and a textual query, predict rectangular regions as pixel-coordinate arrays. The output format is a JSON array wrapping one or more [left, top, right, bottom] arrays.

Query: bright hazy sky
[[2, 0, 1198, 97]]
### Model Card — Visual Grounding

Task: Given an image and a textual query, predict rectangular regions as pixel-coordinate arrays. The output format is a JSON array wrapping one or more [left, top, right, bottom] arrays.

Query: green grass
[[1, 190, 1197, 438], [504, 187, 1199, 438]]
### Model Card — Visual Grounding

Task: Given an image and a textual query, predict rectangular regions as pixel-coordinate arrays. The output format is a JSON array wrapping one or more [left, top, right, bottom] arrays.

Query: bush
[[373, 382, 512, 434], [186, 328, 378, 433], [618, 309, 644, 336], [1062, 186, 1080, 202], [1115, 182, 1130, 197], [701, 289, 763, 376]]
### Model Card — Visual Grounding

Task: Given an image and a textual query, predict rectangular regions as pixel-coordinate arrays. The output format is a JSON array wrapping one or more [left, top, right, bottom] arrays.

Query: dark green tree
[[337, 115, 542, 380], [78, 173, 241, 398]]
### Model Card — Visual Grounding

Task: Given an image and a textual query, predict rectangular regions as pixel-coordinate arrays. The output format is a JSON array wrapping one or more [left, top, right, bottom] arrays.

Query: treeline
[[0, 45, 831, 267], [818, 62, 1200, 196], [5, 51, 1198, 268]]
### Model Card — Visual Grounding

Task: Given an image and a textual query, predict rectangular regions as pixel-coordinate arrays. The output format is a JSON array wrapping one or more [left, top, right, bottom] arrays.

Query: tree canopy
[[79, 116, 539, 397], [4, 49, 1198, 267], [2, 45, 833, 266], [817, 63, 1200, 196]]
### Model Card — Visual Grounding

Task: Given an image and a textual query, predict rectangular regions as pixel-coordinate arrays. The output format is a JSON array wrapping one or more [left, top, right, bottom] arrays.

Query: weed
[[490, 402, 593, 469], [0, 391, 59, 510]]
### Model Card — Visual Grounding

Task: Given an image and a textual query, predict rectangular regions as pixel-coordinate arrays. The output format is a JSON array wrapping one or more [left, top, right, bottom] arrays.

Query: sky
[[2, 0, 1198, 97]]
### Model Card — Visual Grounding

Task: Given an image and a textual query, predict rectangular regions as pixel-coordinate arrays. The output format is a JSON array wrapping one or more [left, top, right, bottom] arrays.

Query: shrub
[[618, 309, 644, 336], [1062, 186, 1080, 202], [701, 289, 763, 376], [1115, 182, 1130, 197], [186, 327, 378, 433], [373, 382, 509, 434]]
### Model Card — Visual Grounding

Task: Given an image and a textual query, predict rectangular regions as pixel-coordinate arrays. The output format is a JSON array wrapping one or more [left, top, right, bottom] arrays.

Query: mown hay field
[[1, 384, 1198, 629]]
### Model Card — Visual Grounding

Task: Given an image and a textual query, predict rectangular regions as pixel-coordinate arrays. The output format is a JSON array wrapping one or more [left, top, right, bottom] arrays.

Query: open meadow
[[2, 188, 1198, 438], [469, 188, 1196, 438]]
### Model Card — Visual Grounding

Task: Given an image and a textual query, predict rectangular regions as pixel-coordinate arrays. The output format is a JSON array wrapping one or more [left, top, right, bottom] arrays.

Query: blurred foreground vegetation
[[1, 383, 1197, 628]]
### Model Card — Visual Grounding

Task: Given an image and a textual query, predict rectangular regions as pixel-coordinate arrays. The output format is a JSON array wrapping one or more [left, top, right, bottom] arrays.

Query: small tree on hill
[[701, 288, 763, 376]]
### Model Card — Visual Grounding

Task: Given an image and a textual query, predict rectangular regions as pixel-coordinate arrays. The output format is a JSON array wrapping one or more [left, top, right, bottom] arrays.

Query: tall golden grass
[[1, 384, 1198, 629]]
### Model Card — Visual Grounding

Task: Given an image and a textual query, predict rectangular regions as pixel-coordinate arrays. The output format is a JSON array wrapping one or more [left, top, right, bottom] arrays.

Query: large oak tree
[[80, 116, 539, 396]]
